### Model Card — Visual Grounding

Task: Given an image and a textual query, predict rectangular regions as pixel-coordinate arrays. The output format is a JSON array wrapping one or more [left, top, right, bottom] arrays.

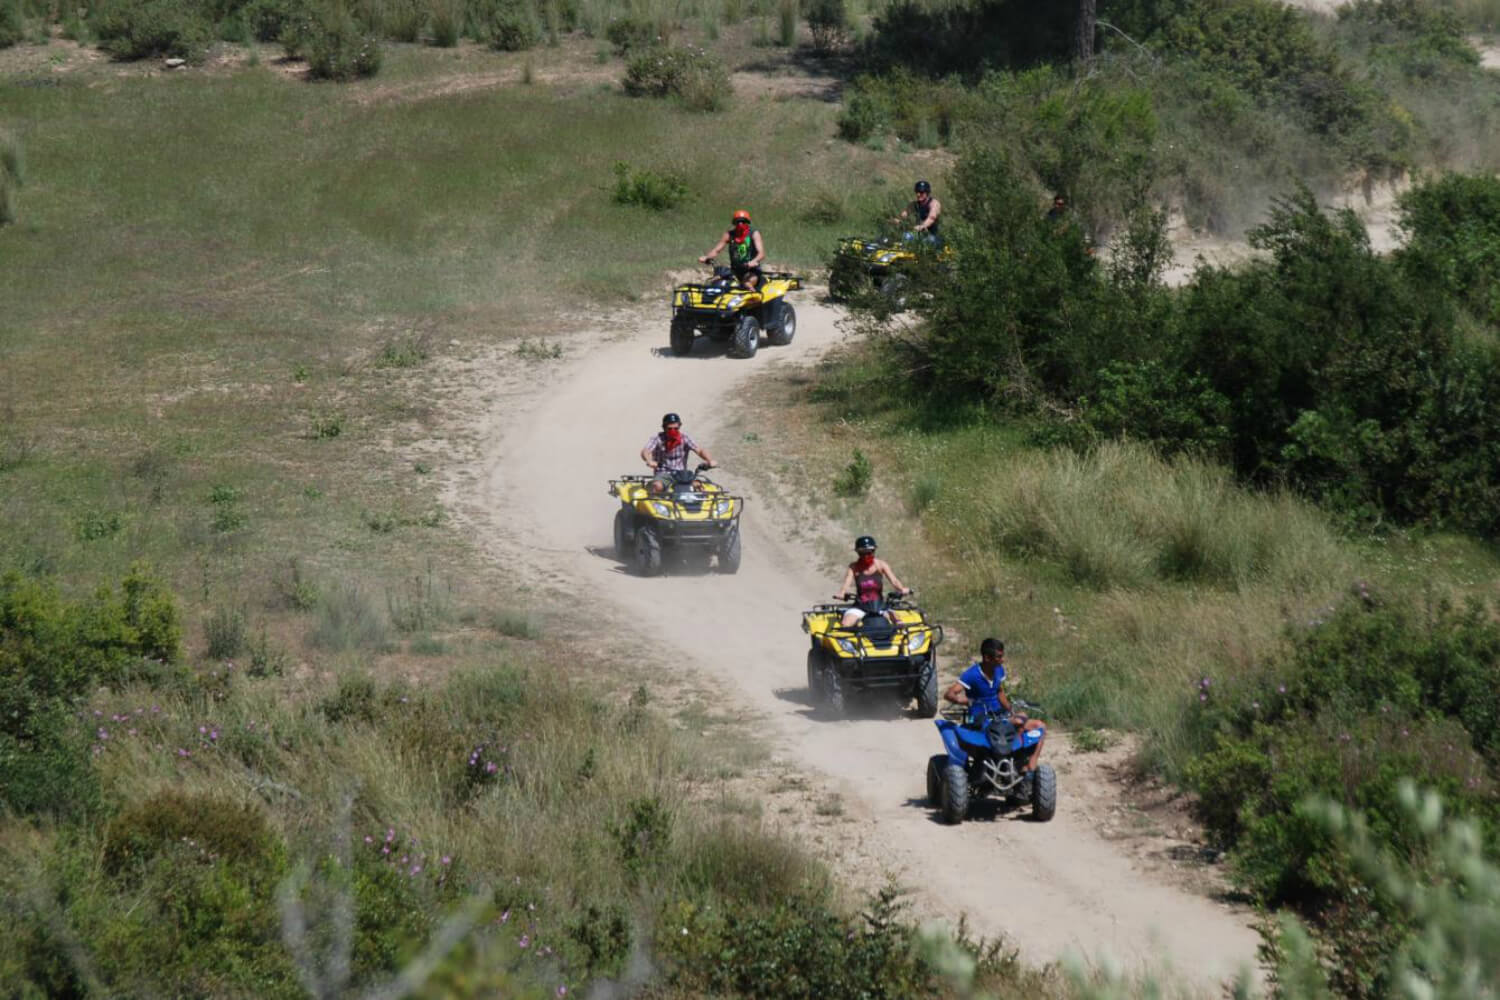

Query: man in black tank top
[[895, 179, 943, 247]]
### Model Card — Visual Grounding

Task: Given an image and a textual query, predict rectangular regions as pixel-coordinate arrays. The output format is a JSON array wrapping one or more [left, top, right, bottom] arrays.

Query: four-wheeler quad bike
[[926, 702, 1055, 826], [670, 266, 802, 360], [828, 233, 952, 310], [608, 463, 743, 577], [801, 592, 944, 717]]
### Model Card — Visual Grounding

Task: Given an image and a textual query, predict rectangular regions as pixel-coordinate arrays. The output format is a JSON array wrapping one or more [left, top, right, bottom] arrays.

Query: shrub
[[0, 0, 22, 48], [309, 582, 389, 651], [804, 0, 847, 53], [243, 0, 303, 42], [103, 790, 284, 877], [610, 160, 687, 211], [623, 44, 732, 112], [93, 0, 214, 62], [1184, 593, 1500, 997], [1398, 171, 1500, 325], [833, 448, 872, 497], [203, 605, 247, 659], [305, 5, 382, 80], [428, 0, 460, 45], [603, 13, 658, 55], [661, 884, 940, 999], [479, 0, 538, 51]]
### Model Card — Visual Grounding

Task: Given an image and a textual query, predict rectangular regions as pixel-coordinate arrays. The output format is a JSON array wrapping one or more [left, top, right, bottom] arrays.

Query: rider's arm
[[640, 440, 659, 470], [692, 442, 715, 466], [836, 566, 855, 599], [879, 560, 908, 594], [750, 231, 766, 268], [943, 680, 968, 705], [917, 198, 941, 231], [998, 686, 1013, 713], [700, 232, 729, 263]]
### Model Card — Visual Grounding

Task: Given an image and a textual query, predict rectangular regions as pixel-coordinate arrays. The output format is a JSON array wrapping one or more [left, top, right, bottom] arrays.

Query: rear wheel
[[914, 656, 938, 718], [612, 508, 632, 560], [767, 302, 797, 346], [669, 317, 695, 356], [634, 525, 662, 577], [717, 525, 741, 574], [821, 663, 845, 717], [730, 314, 760, 359], [940, 763, 969, 825], [926, 754, 948, 806], [1031, 763, 1057, 821]]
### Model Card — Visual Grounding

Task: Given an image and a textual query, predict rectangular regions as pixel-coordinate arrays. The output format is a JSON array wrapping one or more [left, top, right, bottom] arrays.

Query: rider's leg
[[840, 607, 867, 628]]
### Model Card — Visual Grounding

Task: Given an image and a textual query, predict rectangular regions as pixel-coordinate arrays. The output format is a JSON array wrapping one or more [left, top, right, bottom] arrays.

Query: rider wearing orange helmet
[[700, 209, 766, 291]]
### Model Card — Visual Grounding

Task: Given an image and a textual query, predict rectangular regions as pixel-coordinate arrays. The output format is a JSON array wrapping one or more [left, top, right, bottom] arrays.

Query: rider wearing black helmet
[[894, 180, 943, 246], [835, 535, 910, 627], [641, 412, 715, 493]]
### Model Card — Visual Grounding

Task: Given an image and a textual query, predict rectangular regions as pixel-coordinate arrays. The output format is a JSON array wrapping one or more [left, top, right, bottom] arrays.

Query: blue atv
[[927, 701, 1056, 825]]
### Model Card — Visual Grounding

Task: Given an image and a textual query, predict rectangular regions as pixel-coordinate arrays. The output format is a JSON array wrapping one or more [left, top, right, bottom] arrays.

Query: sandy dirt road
[[464, 297, 1261, 989]]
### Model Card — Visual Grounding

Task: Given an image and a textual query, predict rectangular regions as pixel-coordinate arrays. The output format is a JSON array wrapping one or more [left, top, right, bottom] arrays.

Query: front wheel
[[806, 648, 825, 700], [913, 655, 938, 718], [880, 273, 910, 312], [730, 314, 760, 359], [1031, 763, 1057, 821], [767, 302, 796, 346], [612, 508, 632, 560], [717, 525, 741, 574], [634, 525, 662, 577], [940, 763, 969, 825], [669, 317, 695, 356], [821, 663, 845, 718]]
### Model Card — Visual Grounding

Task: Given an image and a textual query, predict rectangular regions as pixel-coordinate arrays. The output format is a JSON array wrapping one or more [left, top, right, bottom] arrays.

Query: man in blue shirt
[[943, 637, 1047, 771]]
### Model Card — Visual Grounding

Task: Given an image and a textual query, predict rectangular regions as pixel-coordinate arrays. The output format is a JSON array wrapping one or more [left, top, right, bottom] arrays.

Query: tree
[[1076, 0, 1096, 65]]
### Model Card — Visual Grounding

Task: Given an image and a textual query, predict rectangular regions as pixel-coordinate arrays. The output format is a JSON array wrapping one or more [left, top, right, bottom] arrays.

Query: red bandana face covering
[[663, 428, 682, 448], [855, 554, 875, 572], [733, 223, 749, 239]]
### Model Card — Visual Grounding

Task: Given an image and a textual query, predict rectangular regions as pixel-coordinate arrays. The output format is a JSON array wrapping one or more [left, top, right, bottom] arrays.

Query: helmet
[[914, 180, 931, 194], [855, 535, 877, 553], [662, 412, 681, 427], [732, 209, 751, 224]]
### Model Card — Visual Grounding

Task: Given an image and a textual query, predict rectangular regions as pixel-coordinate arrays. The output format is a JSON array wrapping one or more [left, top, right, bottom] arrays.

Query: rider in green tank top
[[700, 209, 766, 291]]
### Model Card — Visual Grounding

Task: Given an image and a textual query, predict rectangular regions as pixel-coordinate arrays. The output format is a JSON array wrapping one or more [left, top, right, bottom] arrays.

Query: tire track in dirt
[[463, 299, 1262, 989]]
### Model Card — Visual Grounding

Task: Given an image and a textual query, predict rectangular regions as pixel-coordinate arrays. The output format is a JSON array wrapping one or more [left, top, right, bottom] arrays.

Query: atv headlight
[[908, 631, 928, 655], [725, 296, 744, 309], [836, 638, 858, 655], [876, 253, 896, 264], [714, 499, 733, 517], [649, 502, 673, 517]]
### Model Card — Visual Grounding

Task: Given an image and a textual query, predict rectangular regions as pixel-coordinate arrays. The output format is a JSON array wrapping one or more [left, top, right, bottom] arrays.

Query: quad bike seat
[[856, 612, 897, 647]]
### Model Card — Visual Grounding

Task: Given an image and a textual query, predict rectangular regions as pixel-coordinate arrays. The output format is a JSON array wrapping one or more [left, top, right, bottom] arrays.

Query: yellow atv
[[802, 592, 945, 717], [608, 463, 743, 576], [670, 265, 802, 359], [828, 233, 950, 309]]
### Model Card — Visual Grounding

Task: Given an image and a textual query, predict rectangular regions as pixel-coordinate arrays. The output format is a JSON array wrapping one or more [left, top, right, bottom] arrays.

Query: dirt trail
[[460, 301, 1261, 988]]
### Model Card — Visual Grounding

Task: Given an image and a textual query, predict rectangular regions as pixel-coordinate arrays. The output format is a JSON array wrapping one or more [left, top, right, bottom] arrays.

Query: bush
[[243, 0, 304, 41], [603, 13, 659, 55], [478, 0, 538, 51], [833, 448, 872, 497], [611, 160, 687, 211], [804, 0, 847, 53], [305, 5, 382, 80], [93, 0, 214, 61], [1185, 593, 1500, 997], [1398, 171, 1500, 325], [428, 0, 460, 45], [661, 884, 940, 999], [0, 0, 22, 48], [623, 44, 732, 112]]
